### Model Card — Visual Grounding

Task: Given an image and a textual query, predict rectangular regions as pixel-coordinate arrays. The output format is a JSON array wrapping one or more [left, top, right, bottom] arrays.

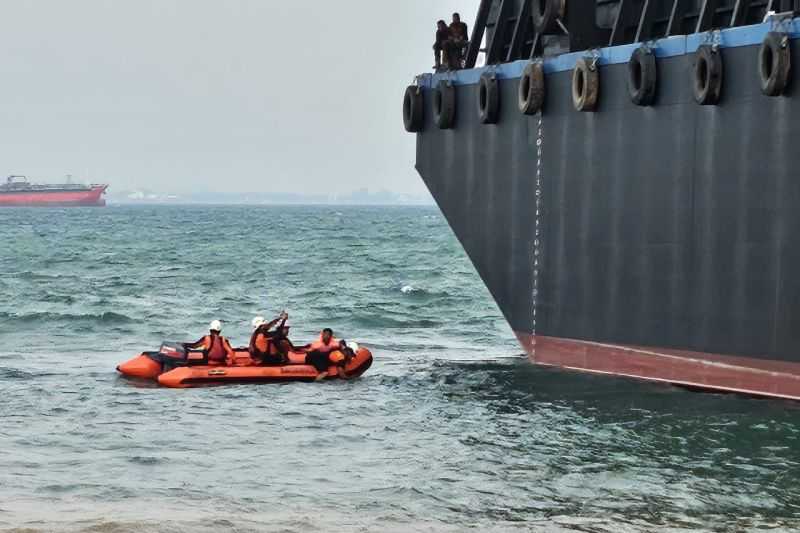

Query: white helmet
[[209, 319, 222, 332], [252, 316, 266, 329]]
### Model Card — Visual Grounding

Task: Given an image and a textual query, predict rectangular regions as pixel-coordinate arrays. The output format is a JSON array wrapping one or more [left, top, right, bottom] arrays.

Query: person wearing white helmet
[[248, 311, 288, 365], [184, 319, 235, 365]]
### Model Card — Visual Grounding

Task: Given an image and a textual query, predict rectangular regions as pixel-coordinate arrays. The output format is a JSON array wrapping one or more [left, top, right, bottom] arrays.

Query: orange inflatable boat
[[117, 342, 373, 388]]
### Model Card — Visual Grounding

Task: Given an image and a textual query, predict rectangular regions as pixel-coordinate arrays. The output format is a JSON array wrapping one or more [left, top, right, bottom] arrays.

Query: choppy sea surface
[[1, 205, 799, 533]]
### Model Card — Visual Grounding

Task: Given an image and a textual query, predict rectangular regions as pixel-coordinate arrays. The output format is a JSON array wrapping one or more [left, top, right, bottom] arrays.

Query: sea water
[[1, 205, 799, 532]]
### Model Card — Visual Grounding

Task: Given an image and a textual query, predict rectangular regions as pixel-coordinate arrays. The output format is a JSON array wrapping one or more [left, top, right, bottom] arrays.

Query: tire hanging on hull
[[403, 85, 424, 132], [759, 32, 791, 97], [572, 57, 599, 112], [478, 74, 500, 124], [628, 46, 657, 106], [518, 62, 545, 115], [693, 45, 723, 105], [532, 0, 565, 34], [433, 80, 456, 129]]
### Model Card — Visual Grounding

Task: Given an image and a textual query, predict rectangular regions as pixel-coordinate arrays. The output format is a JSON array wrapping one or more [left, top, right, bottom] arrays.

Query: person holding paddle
[[249, 311, 288, 365]]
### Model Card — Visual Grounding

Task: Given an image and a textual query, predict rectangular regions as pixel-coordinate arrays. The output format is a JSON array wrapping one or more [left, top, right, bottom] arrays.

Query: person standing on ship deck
[[447, 13, 469, 70]]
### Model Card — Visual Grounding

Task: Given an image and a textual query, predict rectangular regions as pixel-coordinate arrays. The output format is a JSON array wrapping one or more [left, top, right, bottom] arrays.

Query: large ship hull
[[0, 185, 107, 207], [415, 21, 800, 400]]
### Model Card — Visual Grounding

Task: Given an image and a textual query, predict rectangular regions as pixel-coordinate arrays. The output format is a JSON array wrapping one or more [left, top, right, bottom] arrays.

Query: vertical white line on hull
[[532, 112, 544, 358]]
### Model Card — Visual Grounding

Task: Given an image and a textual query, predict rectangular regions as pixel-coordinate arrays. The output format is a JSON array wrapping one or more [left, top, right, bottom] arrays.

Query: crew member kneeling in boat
[[249, 312, 288, 365], [302, 328, 347, 379], [272, 323, 299, 361], [185, 320, 235, 365]]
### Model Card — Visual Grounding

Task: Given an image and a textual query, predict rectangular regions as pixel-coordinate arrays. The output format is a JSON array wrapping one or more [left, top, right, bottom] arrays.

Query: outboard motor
[[117, 341, 207, 379]]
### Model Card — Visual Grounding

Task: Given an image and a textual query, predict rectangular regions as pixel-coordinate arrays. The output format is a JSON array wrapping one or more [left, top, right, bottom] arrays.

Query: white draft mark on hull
[[532, 113, 544, 358]]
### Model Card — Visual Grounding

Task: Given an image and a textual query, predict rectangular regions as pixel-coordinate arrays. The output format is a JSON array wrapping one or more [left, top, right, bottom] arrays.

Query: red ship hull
[[0, 185, 107, 206]]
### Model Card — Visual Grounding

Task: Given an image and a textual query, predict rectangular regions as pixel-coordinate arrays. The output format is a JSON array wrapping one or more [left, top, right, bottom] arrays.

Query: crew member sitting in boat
[[301, 328, 347, 379], [185, 320, 235, 365], [249, 311, 288, 365]]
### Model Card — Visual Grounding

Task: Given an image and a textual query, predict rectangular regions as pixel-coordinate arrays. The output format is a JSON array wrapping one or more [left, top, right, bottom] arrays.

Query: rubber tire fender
[[628, 46, 657, 106], [532, 0, 565, 34], [693, 45, 723, 105], [759, 32, 791, 97], [572, 57, 599, 112], [518, 62, 545, 115], [403, 85, 424, 132], [433, 80, 456, 129], [478, 74, 500, 124]]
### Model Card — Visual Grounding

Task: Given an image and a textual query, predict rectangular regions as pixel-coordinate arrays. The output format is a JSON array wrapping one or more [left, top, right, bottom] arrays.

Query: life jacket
[[206, 334, 229, 362], [309, 335, 341, 354], [257, 333, 271, 353], [250, 327, 271, 356]]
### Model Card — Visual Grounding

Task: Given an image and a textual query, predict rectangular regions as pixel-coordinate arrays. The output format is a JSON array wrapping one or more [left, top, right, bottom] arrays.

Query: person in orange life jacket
[[249, 311, 288, 365], [185, 320, 235, 365], [301, 328, 347, 379]]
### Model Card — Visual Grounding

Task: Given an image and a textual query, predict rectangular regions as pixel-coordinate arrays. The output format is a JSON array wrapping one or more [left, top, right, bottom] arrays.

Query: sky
[[0, 1, 473, 195]]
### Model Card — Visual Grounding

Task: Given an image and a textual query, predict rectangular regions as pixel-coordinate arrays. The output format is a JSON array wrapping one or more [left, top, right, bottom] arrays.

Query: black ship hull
[[415, 21, 800, 400]]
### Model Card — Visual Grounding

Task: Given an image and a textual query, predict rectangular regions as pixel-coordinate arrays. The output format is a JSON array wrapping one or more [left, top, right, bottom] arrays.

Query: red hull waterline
[[515, 333, 800, 401], [0, 185, 108, 207]]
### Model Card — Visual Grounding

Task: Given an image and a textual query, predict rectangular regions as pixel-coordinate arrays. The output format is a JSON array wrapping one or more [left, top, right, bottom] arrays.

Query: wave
[[127, 456, 163, 466], [396, 284, 453, 299], [3, 516, 797, 533], [350, 312, 442, 329], [0, 368, 36, 380], [39, 293, 78, 305], [0, 311, 135, 326], [9, 270, 73, 281]]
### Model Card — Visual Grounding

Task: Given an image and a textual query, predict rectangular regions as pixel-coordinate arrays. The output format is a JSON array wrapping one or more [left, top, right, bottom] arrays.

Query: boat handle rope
[[703, 29, 723, 51], [640, 40, 658, 54], [586, 49, 601, 71], [768, 13, 793, 35]]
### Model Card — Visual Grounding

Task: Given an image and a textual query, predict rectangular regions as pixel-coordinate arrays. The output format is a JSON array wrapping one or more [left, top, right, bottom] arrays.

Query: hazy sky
[[0, 1, 472, 195]]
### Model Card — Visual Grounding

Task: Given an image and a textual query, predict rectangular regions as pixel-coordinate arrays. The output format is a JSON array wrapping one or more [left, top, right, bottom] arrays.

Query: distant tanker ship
[[0, 175, 108, 207]]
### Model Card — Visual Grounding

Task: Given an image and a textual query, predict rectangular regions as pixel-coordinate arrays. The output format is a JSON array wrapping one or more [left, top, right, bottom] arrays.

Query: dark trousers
[[261, 353, 285, 366], [433, 42, 446, 67], [305, 351, 330, 372], [445, 39, 467, 69], [251, 350, 285, 366]]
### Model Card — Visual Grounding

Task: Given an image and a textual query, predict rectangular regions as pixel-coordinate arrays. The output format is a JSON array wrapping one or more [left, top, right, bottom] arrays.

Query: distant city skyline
[[0, 1, 472, 196], [107, 185, 435, 206]]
